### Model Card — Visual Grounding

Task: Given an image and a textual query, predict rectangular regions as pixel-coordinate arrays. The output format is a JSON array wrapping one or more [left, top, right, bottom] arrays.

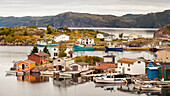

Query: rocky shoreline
[[0, 40, 36, 46]]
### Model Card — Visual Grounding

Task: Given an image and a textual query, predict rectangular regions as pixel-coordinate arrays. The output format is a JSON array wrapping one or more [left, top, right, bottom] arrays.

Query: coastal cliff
[[154, 24, 170, 39]]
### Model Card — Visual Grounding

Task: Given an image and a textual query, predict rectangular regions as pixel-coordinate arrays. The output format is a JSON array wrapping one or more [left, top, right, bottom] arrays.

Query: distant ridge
[[0, 9, 170, 28]]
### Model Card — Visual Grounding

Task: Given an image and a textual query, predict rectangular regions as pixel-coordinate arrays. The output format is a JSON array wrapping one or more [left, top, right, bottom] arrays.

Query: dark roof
[[103, 55, 116, 57], [37, 39, 52, 41], [75, 62, 90, 65], [34, 52, 50, 57], [151, 62, 170, 67], [102, 33, 115, 37]]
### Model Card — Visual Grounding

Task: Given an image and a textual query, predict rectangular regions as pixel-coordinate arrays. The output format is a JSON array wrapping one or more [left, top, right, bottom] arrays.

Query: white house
[[129, 34, 142, 40], [96, 33, 116, 41], [50, 46, 73, 58], [77, 37, 94, 45], [117, 58, 145, 75], [69, 62, 89, 72], [53, 57, 75, 71], [54, 34, 69, 42]]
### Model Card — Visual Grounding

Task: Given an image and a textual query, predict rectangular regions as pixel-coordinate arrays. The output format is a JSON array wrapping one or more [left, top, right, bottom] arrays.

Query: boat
[[95, 73, 129, 84], [5, 70, 24, 75], [140, 85, 162, 91], [40, 70, 59, 75], [59, 72, 72, 77], [73, 44, 94, 51], [37, 39, 58, 47], [37, 43, 58, 47], [105, 46, 123, 52]]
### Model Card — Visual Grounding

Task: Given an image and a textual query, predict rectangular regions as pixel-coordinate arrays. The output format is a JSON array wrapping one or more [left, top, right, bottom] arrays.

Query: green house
[[158, 66, 170, 81]]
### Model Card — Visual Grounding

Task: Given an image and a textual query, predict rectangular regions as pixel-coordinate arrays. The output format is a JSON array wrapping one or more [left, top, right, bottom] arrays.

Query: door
[[59, 65, 62, 70], [72, 66, 78, 71], [22, 64, 25, 70]]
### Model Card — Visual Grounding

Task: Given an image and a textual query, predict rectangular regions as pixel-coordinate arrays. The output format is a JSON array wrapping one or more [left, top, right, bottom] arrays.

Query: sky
[[1, 0, 170, 17]]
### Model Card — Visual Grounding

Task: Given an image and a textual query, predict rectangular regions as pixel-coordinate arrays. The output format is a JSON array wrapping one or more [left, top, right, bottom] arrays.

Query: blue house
[[147, 64, 158, 79]]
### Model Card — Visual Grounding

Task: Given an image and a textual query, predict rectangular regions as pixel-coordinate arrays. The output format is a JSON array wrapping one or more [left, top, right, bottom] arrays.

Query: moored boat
[[6, 70, 24, 75], [40, 70, 59, 75], [59, 72, 72, 77], [95, 73, 129, 84], [105, 46, 123, 52], [140, 85, 162, 91], [37, 43, 58, 47], [73, 44, 94, 51]]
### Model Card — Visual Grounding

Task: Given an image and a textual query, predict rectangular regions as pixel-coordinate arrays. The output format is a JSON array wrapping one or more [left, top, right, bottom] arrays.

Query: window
[[121, 63, 122, 66], [128, 64, 130, 67], [58, 59, 60, 62], [54, 53, 57, 56], [42, 56, 44, 59], [54, 48, 56, 51], [127, 68, 130, 71], [119, 67, 121, 69], [138, 61, 141, 63], [98, 64, 100, 66]]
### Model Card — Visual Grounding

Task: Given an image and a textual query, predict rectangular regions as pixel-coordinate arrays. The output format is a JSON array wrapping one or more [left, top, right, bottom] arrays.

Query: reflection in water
[[17, 73, 49, 83], [53, 75, 89, 87], [53, 76, 89, 96]]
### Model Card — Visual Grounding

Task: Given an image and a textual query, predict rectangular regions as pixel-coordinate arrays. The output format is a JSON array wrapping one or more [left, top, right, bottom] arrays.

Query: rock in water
[[154, 24, 170, 39]]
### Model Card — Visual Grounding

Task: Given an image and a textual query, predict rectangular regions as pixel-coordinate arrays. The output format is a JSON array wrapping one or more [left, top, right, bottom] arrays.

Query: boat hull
[[73, 44, 94, 51], [105, 46, 123, 52], [37, 44, 58, 47], [95, 78, 125, 84], [141, 87, 161, 91]]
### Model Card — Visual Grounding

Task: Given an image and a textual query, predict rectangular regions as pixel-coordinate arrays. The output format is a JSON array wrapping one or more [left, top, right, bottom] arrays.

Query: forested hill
[[0, 9, 169, 28]]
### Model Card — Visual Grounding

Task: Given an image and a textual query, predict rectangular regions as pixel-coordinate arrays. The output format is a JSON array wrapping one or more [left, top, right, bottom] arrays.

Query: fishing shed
[[16, 60, 35, 71], [147, 64, 158, 79], [158, 65, 170, 81]]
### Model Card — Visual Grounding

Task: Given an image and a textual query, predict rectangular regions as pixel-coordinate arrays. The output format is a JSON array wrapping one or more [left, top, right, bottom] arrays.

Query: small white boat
[[6, 70, 17, 75], [140, 85, 161, 91], [40, 70, 59, 75], [95, 73, 129, 84], [59, 72, 72, 77], [6, 70, 24, 75]]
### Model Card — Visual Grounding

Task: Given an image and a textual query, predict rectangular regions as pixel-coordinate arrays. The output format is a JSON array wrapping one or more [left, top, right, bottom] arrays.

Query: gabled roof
[[17, 60, 35, 64], [117, 58, 138, 64], [34, 52, 50, 57]]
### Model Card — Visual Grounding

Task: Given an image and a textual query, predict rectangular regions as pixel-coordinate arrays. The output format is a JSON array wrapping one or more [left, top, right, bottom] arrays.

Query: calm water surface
[[69, 28, 158, 38], [0, 46, 161, 96]]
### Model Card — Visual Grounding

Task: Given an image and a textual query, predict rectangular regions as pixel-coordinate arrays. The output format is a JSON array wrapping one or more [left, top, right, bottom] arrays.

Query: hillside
[[154, 24, 170, 39], [0, 10, 170, 28]]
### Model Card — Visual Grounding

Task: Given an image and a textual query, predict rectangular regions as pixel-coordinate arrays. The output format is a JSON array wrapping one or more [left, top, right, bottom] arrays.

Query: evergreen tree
[[30, 46, 38, 55], [43, 46, 50, 55], [58, 42, 67, 57], [47, 24, 53, 34], [24, 31, 28, 36]]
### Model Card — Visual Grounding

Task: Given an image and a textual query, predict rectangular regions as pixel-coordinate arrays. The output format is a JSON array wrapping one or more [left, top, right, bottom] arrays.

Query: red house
[[96, 62, 115, 70], [28, 52, 50, 64], [96, 55, 116, 71]]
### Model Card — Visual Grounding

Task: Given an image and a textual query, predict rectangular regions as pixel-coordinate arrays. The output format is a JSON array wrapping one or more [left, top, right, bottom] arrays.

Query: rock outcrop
[[154, 24, 170, 39]]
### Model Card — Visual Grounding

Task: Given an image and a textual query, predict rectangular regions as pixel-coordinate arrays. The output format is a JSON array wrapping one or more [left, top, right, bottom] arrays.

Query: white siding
[[54, 35, 69, 42], [96, 34, 104, 38], [117, 61, 145, 75]]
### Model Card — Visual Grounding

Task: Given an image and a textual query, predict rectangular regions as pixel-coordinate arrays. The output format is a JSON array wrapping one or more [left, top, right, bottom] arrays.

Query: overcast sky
[[1, 0, 170, 17]]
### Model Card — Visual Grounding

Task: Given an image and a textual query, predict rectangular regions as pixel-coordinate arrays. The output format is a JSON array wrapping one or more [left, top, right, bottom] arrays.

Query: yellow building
[[157, 49, 170, 63], [16, 60, 36, 71]]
